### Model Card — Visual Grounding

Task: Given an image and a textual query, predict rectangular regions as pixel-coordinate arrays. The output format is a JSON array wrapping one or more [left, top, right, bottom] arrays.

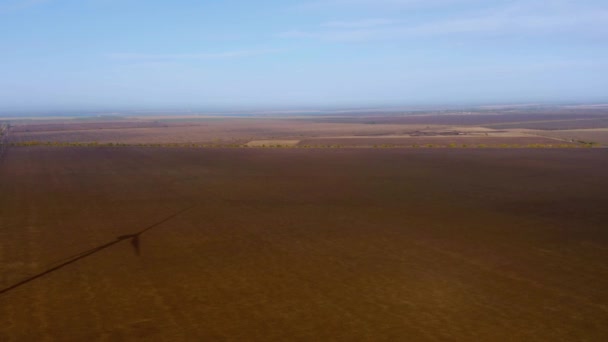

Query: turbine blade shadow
[[0, 205, 195, 296]]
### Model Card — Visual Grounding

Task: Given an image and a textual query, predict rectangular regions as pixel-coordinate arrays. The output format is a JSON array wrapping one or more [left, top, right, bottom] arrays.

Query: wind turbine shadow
[[0, 205, 195, 296]]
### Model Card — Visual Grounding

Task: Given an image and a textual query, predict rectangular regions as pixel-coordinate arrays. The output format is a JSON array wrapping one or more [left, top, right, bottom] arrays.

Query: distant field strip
[[6, 140, 588, 149], [246, 140, 300, 147], [483, 117, 608, 130], [297, 136, 579, 148], [528, 129, 608, 146], [0, 124, 10, 164]]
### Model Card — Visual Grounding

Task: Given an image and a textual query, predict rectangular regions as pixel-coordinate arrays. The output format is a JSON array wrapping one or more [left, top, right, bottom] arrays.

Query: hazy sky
[[1, 0, 607, 112]]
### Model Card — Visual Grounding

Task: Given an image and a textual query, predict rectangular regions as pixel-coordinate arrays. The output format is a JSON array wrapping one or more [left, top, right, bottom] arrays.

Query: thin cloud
[[295, 0, 474, 10], [280, 6, 608, 42], [107, 49, 286, 61], [321, 18, 396, 28]]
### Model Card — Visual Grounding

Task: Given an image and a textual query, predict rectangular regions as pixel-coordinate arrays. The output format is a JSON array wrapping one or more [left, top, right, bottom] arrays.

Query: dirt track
[[1, 147, 607, 341]]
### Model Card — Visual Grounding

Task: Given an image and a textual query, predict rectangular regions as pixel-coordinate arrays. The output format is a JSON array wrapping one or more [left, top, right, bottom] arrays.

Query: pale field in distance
[[6, 110, 608, 147]]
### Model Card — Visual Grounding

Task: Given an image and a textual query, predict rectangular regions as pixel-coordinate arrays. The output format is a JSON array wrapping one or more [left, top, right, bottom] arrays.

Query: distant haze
[[1, 0, 607, 113]]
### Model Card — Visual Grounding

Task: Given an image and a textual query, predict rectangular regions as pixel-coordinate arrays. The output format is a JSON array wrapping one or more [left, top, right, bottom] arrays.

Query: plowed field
[[1, 147, 607, 341]]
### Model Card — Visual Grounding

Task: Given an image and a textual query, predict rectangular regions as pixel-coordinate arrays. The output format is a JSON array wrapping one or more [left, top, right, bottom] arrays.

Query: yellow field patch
[[245, 139, 301, 147]]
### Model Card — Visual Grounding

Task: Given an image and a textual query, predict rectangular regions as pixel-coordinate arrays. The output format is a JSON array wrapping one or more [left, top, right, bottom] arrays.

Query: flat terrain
[[529, 128, 608, 146], [6, 109, 608, 147], [1, 147, 607, 341], [297, 136, 561, 148]]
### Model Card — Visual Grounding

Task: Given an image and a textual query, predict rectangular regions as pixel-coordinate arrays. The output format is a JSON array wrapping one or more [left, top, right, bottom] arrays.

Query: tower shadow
[[0, 205, 195, 296]]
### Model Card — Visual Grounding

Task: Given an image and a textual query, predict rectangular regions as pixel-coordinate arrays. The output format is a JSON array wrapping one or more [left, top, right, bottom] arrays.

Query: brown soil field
[[7, 119, 436, 145], [483, 118, 608, 130], [528, 129, 608, 147], [9, 121, 170, 133], [1, 147, 607, 341], [309, 111, 608, 127]]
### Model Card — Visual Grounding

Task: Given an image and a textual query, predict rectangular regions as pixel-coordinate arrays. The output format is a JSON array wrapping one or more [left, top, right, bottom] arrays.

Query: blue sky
[[1, 0, 607, 112]]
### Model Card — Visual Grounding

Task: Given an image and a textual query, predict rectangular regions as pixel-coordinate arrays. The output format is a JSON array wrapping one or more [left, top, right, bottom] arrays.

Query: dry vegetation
[[246, 140, 301, 147]]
